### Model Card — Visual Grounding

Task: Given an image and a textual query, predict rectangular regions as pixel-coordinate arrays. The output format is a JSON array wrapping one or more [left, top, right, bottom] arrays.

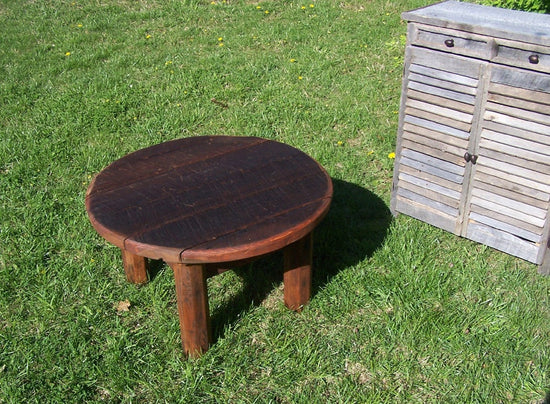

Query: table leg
[[283, 233, 313, 312], [121, 249, 148, 284], [169, 263, 211, 358]]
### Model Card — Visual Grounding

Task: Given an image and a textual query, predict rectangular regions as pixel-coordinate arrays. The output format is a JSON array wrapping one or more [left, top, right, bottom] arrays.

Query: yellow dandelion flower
[[301, 6, 306, 9], [310, 3, 314, 7], [219, 43, 224, 47], [65, 51, 71, 56], [218, 37, 223, 41], [388, 152, 396, 159], [77, 23, 83, 28], [290, 58, 296, 63], [298, 76, 303, 80], [256, 5, 262, 9], [146, 34, 152, 39], [265, 10, 269, 14], [337, 141, 344, 146]]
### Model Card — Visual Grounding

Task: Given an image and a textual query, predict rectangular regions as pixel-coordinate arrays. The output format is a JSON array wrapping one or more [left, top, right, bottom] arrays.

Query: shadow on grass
[[206, 178, 393, 342], [312, 178, 392, 289]]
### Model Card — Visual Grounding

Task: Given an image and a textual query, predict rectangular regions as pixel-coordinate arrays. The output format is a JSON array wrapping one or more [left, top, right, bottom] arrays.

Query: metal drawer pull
[[528, 54, 539, 64], [444, 39, 455, 47], [464, 152, 478, 164]]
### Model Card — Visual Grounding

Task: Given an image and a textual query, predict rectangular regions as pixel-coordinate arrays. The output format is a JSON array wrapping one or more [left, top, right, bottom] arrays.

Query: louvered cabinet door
[[392, 47, 485, 234], [392, 1, 550, 272], [464, 66, 550, 264]]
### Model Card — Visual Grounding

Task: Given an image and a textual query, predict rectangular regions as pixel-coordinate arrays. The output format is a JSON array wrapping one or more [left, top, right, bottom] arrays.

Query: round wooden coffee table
[[86, 136, 332, 357]]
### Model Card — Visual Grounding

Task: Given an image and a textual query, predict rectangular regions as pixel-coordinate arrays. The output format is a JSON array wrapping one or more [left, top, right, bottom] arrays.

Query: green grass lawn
[[1, 0, 549, 402]]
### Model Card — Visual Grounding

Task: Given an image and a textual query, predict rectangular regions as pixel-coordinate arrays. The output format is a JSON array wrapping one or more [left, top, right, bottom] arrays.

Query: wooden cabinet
[[390, 1, 550, 273]]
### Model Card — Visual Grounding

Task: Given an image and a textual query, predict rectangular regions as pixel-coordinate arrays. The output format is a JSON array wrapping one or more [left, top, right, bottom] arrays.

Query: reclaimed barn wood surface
[[392, 1, 550, 270], [470, 65, 550, 265], [86, 135, 333, 264], [86, 135, 332, 356], [401, 0, 550, 47]]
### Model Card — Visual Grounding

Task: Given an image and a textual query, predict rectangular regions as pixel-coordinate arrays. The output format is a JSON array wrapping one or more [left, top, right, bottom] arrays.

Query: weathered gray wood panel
[[398, 177, 461, 209], [407, 99, 473, 123], [408, 81, 476, 104], [399, 164, 463, 193], [473, 171, 550, 202], [482, 121, 550, 147], [483, 110, 550, 135], [401, 149, 465, 177], [486, 92, 549, 115], [486, 103, 550, 127], [473, 170, 550, 203], [393, 0, 550, 268], [402, 139, 465, 168], [402, 0, 550, 47], [494, 45, 550, 74], [397, 187, 459, 217], [469, 212, 542, 243], [402, 131, 466, 158], [480, 131, 550, 164], [414, 26, 491, 59], [479, 141, 550, 175], [404, 115, 470, 139], [489, 81, 550, 104], [408, 90, 475, 114], [471, 188, 547, 222], [466, 222, 540, 263], [408, 73, 478, 96], [405, 107, 471, 132], [399, 172, 462, 200], [395, 196, 457, 234], [475, 163, 550, 195], [403, 122, 469, 149], [476, 157, 550, 192], [491, 66, 550, 93], [398, 155, 464, 185], [470, 204, 545, 236], [409, 63, 480, 88], [409, 47, 484, 78]]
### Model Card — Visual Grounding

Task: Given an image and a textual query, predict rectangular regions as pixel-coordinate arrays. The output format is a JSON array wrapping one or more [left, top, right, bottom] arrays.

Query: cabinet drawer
[[410, 23, 493, 60], [494, 41, 550, 74]]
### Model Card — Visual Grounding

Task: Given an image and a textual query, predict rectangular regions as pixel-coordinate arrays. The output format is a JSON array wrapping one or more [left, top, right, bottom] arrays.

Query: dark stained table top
[[86, 136, 333, 263]]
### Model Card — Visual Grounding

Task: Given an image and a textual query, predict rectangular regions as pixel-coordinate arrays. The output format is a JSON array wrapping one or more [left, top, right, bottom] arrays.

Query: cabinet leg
[[169, 263, 211, 358], [283, 233, 313, 312], [539, 247, 550, 276], [121, 249, 148, 284]]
